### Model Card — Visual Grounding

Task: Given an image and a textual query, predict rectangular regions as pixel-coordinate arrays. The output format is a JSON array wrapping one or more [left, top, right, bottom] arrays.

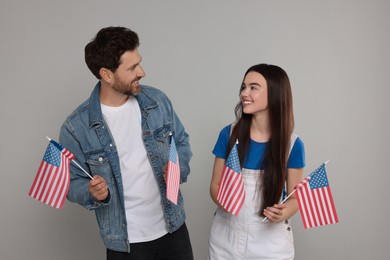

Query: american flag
[[217, 142, 246, 216], [166, 136, 180, 205], [28, 139, 74, 209], [295, 163, 339, 229]]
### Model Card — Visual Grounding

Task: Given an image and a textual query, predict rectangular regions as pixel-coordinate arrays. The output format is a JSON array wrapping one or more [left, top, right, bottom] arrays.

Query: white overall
[[208, 168, 295, 260]]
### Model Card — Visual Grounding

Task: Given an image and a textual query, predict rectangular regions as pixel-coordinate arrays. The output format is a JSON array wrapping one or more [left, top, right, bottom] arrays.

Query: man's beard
[[113, 78, 141, 96]]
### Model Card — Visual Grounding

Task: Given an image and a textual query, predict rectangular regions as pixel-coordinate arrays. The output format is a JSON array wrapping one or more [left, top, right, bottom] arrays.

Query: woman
[[209, 64, 305, 259]]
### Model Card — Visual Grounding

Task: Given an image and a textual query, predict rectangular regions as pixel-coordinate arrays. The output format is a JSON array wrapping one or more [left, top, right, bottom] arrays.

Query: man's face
[[111, 49, 145, 96]]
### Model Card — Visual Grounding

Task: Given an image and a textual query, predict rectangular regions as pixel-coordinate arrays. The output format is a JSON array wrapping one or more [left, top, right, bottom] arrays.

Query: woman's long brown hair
[[227, 64, 294, 216]]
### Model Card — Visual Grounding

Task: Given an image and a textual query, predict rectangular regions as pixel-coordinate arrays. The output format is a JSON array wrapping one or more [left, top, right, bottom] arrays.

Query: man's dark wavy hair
[[85, 26, 139, 79]]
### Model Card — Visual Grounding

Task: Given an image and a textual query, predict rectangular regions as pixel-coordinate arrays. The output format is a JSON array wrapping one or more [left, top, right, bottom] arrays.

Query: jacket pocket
[[152, 124, 172, 163], [85, 149, 112, 182], [153, 124, 172, 142]]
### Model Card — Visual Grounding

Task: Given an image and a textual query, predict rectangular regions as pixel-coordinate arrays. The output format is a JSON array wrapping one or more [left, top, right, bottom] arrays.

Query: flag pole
[[70, 160, 94, 180], [262, 160, 330, 222], [262, 190, 297, 222], [46, 136, 94, 180]]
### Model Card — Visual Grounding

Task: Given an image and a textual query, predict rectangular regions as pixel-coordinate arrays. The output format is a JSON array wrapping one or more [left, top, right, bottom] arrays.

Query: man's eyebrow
[[129, 57, 142, 69]]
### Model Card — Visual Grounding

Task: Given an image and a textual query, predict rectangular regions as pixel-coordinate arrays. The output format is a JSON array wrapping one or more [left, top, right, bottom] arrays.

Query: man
[[59, 26, 193, 260]]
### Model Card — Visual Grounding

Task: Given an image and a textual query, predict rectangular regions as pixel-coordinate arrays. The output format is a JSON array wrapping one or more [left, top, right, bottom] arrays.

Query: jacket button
[[98, 157, 103, 162]]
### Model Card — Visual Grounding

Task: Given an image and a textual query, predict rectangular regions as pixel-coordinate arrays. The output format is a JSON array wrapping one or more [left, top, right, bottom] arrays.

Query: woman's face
[[240, 71, 268, 115]]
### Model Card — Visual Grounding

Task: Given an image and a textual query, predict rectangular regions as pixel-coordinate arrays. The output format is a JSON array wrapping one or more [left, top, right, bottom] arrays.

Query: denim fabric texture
[[59, 82, 192, 252]]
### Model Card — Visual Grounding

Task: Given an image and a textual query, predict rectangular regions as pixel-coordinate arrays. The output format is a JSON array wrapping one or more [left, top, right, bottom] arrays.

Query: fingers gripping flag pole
[[217, 140, 246, 216], [166, 134, 181, 205], [28, 137, 93, 209], [263, 160, 338, 224]]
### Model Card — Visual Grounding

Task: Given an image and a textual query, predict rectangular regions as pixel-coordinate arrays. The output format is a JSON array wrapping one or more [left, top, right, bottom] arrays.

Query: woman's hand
[[263, 203, 287, 223]]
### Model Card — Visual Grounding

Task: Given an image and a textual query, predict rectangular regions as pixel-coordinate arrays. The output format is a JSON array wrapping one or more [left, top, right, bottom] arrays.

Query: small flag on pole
[[295, 163, 339, 229], [166, 136, 180, 205], [217, 141, 246, 216], [28, 139, 74, 209]]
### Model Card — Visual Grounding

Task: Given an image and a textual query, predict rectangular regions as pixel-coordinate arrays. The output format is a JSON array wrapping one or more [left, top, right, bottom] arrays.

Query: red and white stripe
[[166, 156, 180, 205], [217, 165, 246, 216], [296, 177, 339, 229], [29, 150, 74, 209]]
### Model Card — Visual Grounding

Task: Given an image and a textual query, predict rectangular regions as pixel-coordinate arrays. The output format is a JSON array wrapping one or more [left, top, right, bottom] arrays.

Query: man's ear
[[99, 68, 113, 83]]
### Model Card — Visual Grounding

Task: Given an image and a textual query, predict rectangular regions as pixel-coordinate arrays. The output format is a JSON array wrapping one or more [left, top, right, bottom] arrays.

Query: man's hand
[[89, 175, 109, 201]]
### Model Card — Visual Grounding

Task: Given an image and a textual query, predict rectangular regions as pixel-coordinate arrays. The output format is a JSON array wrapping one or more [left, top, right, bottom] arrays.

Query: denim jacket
[[59, 82, 192, 252]]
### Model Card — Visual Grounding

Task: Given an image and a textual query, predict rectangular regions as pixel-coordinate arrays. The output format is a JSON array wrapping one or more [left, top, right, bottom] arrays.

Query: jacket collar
[[134, 86, 158, 111], [88, 82, 158, 128]]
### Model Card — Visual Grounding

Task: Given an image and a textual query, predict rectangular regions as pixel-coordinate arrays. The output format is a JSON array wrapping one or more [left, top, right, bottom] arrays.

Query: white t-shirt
[[101, 97, 168, 243]]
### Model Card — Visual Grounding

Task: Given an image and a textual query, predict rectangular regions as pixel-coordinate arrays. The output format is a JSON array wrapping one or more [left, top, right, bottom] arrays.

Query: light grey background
[[1, 0, 389, 259]]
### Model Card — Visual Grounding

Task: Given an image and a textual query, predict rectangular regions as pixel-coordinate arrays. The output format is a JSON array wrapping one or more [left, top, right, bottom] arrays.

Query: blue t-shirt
[[212, 125, 305, 170]]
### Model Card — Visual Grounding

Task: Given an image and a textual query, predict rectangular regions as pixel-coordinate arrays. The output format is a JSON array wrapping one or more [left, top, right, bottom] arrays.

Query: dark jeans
[[107, 223, 194, 260]]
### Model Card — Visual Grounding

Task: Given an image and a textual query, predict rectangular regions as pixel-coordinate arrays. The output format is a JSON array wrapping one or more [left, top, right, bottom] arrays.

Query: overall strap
[[229, 123, 236, 137]]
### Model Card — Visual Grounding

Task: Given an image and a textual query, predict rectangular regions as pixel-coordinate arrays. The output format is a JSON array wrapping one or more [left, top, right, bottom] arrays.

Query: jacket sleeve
[[167, 100, 192, 183], [59, 120, 111, 210]]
